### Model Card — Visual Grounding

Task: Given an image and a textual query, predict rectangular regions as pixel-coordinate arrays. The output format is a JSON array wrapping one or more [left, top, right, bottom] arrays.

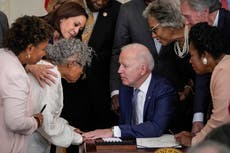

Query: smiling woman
[[43, 1, 88, 40]]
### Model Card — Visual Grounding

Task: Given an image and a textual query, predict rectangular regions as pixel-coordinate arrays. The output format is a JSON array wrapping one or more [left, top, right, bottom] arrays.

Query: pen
[[168, 129, 174, 135], [40, 104, 47, 113]]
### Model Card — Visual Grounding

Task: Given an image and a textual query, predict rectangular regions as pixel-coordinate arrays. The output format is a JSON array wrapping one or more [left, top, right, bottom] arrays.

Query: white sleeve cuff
[[113, 126, 121, 137], [193, 112, 204, 122], [72, 132, 83, 145], [111, 90, 119, 97]]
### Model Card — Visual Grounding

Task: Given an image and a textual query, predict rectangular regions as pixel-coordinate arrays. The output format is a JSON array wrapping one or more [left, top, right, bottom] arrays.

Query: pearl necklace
[[174, 25, 189, 58]]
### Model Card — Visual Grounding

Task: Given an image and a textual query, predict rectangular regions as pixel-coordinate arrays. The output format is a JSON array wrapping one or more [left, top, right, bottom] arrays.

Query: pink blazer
[[192, 55, 230, 144], [0, 49, 37, 153]]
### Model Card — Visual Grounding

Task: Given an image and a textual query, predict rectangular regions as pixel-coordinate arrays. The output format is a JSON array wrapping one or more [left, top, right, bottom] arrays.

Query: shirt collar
[[136, 73, 152, 94], [213, 10, 219, 27]]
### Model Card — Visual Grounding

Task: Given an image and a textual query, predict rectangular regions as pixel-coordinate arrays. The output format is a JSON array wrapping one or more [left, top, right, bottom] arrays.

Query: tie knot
[[134, 88, 140, 96]]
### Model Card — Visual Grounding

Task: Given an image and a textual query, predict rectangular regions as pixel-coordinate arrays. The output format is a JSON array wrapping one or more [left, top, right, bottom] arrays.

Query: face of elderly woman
[[189, 42, 209, 74], [148, 16, 174, 46], [60, 15, 87, 39], [27, 41, 48, 64], [64, 63, 83, 83]]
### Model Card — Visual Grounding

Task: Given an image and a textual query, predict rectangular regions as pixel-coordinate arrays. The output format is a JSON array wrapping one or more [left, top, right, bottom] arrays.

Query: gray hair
[[180, 0, 221, 13], [121, 43, 155, 71], [143, 0, 184, 28], [187, 141, 230, 153], [45, 38, 93, 67]]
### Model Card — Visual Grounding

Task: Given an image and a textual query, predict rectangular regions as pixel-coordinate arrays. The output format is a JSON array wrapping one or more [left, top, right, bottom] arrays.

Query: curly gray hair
[[45, 38, 93, 67], [143, 0, 184, 28]]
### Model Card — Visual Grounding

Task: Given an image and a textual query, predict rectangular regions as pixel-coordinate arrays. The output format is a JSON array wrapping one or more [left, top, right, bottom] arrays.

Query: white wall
[[0, 0, 47, 25], [0, 0, 129, 26]]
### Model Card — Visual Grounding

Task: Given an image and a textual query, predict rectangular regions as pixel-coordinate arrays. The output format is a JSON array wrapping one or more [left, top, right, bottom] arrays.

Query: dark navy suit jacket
[[0, 11, 8, 48], [194, 8, 230, 119], [118, 73, 178, 138]]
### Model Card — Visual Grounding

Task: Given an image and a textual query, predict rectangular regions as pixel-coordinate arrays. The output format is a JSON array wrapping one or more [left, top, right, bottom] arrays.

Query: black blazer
[[0, 11, 9, 48], [86, 0, 121, 128]]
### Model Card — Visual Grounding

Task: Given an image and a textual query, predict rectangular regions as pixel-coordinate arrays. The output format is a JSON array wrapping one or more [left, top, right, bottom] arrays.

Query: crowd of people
[[1, 0, 230, 153]]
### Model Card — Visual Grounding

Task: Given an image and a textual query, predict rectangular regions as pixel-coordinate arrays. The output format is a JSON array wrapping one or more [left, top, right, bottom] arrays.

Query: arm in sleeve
[[193, 74, 212, 117], [36, 73, 82, 147], [2, 69, 37, 135], [192, 67, 230, 144], [110, 5, 130, 92]]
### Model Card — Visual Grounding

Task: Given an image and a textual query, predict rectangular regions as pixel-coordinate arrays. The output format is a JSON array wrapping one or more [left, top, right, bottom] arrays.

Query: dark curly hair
[[189, 22, 227, 60], [3, 15, 54, 56], [43, 1, 88, 36]]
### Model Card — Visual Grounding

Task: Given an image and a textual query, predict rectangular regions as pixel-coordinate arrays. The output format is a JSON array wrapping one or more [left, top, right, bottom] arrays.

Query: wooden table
[[79, 139, 187, 153]]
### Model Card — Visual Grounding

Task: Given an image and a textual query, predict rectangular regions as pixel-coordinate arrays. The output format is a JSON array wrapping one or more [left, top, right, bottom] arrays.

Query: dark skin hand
[[192, 121, 204, 135], [178, 86, 193, 101], [111, 94, 119, 115], [174, 131, 193, 147]]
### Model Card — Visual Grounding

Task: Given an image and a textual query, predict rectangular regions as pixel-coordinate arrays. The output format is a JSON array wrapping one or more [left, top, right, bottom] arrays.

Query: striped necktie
[[132, 88, 140, 125]]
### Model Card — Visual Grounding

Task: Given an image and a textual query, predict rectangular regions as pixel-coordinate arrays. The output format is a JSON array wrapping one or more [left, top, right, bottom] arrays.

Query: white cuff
[[193, 112, 204, 122], [113, 126, 121, 137], [111, 90, 119, 97], [72, 133, 83, 145]]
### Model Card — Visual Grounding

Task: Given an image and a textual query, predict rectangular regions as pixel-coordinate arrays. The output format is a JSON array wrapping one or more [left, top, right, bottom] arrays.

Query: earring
[[26, 54, 31, 59], [202, 57, 207, 65]]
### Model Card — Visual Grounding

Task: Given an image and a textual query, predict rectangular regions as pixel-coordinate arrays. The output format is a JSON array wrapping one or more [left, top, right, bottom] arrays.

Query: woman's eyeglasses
[[150, 23, 160, 34]]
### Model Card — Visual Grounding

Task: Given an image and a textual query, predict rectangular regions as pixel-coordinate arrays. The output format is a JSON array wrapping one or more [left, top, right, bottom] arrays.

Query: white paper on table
[[136, 134, 181, 148], [102, 137, 122, 142]]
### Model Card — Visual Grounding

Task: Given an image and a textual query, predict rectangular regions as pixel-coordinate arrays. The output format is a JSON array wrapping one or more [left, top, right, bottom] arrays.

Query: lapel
[[122, 86, 133, 124], [218, 8, 225, 29], [143, 74, 156, 118]]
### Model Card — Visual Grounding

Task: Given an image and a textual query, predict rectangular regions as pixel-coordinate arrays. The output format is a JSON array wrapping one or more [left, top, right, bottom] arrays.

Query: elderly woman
[[143, 0, 195, 131], [0, 16, 53, 153], [175, 22, 230, 146], [26, 38, 93, 153], [26, 1, 88, 86]]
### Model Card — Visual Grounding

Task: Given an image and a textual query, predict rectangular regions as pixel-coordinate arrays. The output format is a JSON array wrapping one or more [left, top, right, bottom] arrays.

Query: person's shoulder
[[220, 8, 230, 15], [0, 49, 20, 70], [219, 8, 230, 21], [151, 73, 176, 90], [120, 84, 132, 91], [38, 60, 61, 81], [0, 11, 6, 17], [122, 0, 139, 9], [107, 0, 121, 9]]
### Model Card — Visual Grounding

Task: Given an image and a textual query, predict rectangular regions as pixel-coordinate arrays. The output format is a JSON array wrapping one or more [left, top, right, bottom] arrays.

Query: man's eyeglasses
[[150, 23, 160, 34]]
